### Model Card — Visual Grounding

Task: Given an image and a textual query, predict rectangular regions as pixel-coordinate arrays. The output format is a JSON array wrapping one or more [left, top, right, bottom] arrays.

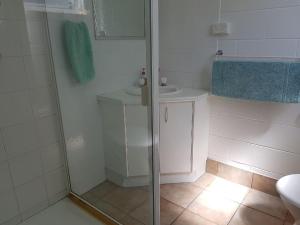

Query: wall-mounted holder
[[211, 22, 231, 35]]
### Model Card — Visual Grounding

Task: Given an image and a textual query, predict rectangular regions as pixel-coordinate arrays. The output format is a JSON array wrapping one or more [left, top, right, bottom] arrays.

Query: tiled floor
[[81, 173, 294, 225], [19, 198, 104, 225]]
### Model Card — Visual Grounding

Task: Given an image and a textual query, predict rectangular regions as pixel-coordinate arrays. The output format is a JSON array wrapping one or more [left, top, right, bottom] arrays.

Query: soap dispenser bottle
[[140, 67, 148, 106], [139, 68, 147, 87]]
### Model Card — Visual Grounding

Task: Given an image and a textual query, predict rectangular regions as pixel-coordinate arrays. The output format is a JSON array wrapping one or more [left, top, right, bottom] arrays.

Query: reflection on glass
[[92, 0, 145, 39], [44, 0, 153, 224]]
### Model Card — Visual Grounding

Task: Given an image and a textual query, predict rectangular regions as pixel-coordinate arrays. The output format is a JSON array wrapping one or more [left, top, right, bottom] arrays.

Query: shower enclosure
[[24, 0, 160, 224]]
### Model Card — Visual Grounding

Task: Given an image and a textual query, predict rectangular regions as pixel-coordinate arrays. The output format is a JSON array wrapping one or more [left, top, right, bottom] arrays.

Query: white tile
[[0, 92, 33, 128], [209, 96, 266, 121], [15, 177, 48, 219], [208, 135, 230, 161], [0, 21, 26, 57], [236, 39, 297, 58], [160, 41, 216, 73], [218, 40, 237, 56], [42, 143, 64, 173], [30, 87, 57, 118], [251, 145, 300, 176], [0, 135, 6, 163], [210, 114, 300, 155], [9, 151, 43, 186], [0, 163, 13, 193], [0, 0, 25, 20], [221, 0, 300, 12], [24, 55, 53, 88], [221, 11, 267, 40], [159, 0, 218, 49], [0, 189, 20, 224], [209, 96, 300, 128], [45, 168, 67, 198], [26, 20, 49, 50], [266, 6, 300, 38], [0, 57, 29, 93], [37, 116, 61, 146], [18, 199, 104, 225], [1, 215, 22, 225], [2, 122, 40, 158], [25, 11, 46, 22]]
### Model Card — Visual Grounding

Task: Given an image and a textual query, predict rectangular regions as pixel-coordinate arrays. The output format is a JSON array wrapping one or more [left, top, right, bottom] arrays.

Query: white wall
[[0, 1, 68, 225], [210, 0, 300, 179], [46, 0, 146, 194], [159, 0, 219, 90], [159, 0, 300, 179]]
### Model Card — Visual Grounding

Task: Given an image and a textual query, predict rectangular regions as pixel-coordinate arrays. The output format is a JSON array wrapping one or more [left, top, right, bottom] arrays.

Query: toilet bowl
[[277, 174, 300, 225]]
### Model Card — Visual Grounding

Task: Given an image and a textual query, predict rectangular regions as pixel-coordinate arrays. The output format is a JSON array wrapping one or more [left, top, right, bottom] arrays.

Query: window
[[24, 0, 87, 14]]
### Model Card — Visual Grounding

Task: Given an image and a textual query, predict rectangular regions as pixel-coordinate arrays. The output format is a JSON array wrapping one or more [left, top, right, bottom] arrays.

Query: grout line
[[226, 203, 241, 225], [241, 205, 286, 222]]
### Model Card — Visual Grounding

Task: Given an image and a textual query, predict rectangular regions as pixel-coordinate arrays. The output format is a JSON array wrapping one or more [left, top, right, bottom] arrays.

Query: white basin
[[125, 85, 182, 96], [159, 86, 182, 95]]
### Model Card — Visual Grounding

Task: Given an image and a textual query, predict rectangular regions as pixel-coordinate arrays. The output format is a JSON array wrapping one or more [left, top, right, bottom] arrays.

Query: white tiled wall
[[209, 0, 300, 179], [0, 1, 68, 225], [160, 0, 300, 179], [45, 0, 147, 195], [159, 0, 218, 90]]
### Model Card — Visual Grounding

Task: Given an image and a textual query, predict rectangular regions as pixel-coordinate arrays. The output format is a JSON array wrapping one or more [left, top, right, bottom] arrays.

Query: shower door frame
[[43, 0, 161, 224], [146, 0, 160, 223]]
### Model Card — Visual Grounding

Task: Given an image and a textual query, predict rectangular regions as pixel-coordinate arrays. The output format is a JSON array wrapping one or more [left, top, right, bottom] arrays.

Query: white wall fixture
[[97, 88, 209, 186], [211, 22, 231, 35]]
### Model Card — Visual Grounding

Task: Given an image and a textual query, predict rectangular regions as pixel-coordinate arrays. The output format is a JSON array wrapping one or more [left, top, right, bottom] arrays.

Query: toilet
[[277, 174, 300, 225]]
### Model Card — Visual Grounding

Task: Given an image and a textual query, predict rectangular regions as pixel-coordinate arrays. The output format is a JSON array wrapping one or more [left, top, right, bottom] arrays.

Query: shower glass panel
[[42, 0, 159, 224]]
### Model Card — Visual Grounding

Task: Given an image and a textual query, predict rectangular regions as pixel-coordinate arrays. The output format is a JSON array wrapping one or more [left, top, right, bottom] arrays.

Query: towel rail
[[215, 53, 300, 62]]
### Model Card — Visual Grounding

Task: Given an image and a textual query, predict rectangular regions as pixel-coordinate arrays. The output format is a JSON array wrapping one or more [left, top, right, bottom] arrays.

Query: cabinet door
[[125, 105, 150, 177], [159, 102, 193, 174]]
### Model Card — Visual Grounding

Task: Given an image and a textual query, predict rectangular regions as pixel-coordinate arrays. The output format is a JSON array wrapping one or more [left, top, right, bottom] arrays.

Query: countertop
[[97, 88, 208, 105]]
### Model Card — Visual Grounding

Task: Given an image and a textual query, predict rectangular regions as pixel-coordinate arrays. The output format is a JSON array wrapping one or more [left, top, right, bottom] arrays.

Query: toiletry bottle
[[140, 67, 148, 106], [139, 68, 147, 87]]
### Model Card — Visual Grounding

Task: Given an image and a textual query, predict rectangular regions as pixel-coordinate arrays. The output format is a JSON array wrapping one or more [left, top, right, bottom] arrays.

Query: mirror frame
[[91, 0, 146, 40]]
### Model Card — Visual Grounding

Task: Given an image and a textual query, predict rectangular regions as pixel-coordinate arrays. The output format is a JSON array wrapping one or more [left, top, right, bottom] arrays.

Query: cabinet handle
[[165, 106, 168, 123]]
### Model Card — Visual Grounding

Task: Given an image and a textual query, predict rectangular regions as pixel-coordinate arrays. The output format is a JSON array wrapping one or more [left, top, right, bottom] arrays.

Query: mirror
[[92, 0, 145, 39]]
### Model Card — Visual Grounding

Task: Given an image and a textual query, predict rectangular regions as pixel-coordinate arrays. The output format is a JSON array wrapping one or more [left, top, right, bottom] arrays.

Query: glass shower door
[[43, 0, 160, 224]]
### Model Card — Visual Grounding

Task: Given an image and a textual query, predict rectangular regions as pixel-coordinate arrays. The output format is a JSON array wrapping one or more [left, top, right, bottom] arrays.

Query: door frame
[[146, 0, 160, 224]]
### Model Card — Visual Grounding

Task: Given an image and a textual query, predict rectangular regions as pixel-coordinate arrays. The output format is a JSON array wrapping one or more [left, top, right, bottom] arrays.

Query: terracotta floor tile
[[285, 211, 295, 223], [81, 191, 99, 204], [91, 200, 126, 221], [242, 189, 287, 219], [160, 183, 202, 208], [102, 186, 149, 213], [88, 181, 118, 199], [173, 210, 217, 225], [229, 205, 283, 225], [188, 190, 239, 225], [120, 215, 145, 225], [251, 174, 278, 196], [130, 198, 184, 225], [206, 177, 249, 203], [193, 173, 217, 188]]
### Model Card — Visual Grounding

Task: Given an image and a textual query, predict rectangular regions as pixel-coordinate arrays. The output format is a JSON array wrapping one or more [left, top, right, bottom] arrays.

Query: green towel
[[63, 21, 95, 84]]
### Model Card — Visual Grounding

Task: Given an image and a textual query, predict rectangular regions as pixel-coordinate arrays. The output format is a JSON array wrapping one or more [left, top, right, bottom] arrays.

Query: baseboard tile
[[206, 159, 278, 196]]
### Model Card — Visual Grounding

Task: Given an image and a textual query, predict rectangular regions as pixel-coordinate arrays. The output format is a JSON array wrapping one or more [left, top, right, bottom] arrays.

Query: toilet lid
[[277, 174, 300, 208]]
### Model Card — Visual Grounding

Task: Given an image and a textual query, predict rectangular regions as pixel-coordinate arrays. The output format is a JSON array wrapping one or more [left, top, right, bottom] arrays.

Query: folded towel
[[63, 21, 95, 84], [212, 60, 300, 103]]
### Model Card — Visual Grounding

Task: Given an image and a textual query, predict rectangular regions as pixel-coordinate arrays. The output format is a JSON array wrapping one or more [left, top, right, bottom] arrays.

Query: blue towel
[[212, 60, 300, 103]]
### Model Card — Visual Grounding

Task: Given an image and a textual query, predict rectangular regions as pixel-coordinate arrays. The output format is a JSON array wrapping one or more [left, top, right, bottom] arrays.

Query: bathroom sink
[[159, 85, 182, 95], [125, 85, 182, 96]]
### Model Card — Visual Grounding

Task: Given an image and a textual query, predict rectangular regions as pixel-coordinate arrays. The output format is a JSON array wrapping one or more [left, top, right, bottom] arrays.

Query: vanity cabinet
[[159, 102, 193, 174], [98, 88, 209, 187]]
